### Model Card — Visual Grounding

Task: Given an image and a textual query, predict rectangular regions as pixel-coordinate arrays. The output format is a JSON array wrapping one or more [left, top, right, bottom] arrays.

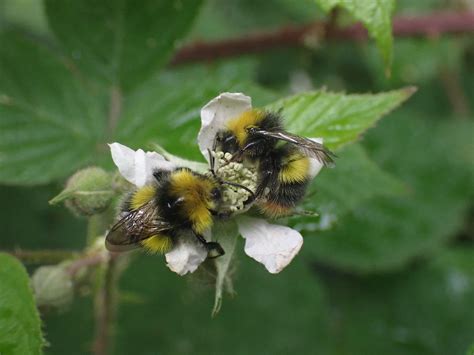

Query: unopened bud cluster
[[31, 264, 74, 309], [50, 167, 114, 216]]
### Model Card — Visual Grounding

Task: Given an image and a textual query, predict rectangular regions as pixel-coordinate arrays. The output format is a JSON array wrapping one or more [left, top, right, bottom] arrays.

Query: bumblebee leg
[[210, 209, 233, 219], [206, 242, 225, 258], [291, 209, 319, 217], [207, 148, 217, 176], [254, 169, 275, 198], [195, 233, 225, 258]]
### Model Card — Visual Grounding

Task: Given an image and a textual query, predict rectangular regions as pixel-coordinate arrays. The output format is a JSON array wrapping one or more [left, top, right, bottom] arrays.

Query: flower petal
[[109, 142, 175, 187], [237, 216, 303, 274], [151, 143, 209, 173], [165, 238, 207, 276], [198, 92, 252, 160], [308, 137, 324, 179]]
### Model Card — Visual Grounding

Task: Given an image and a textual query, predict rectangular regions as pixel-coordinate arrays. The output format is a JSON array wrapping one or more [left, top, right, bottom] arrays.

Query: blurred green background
[[0, 0, 473, 354]]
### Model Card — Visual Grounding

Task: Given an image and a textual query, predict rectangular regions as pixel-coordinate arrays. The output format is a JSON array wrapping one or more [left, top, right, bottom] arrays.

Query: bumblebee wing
[[105, 201, 171, 252], [254, 130, 336, 166]]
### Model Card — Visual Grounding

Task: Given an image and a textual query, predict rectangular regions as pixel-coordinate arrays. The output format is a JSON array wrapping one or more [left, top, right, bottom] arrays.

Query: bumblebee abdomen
[[272, 181, 308, 204], [140, 233, 173, 254], [258, 202, 294, 219], [256, 146, 310, 218], [278, 153, 310, 184], [258, 181, 308, 218]]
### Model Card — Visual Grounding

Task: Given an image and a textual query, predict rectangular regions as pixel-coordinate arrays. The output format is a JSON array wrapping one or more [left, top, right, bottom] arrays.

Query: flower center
[[209, 151, 258, 214]]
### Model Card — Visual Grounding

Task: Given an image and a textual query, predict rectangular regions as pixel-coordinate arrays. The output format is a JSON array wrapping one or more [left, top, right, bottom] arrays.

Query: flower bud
[[50, 167, 114, 216], [31, 264, 74, 309]]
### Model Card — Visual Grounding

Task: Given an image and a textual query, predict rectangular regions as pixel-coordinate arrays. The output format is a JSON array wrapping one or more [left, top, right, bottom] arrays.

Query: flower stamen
[[210, 151, 258, 213]]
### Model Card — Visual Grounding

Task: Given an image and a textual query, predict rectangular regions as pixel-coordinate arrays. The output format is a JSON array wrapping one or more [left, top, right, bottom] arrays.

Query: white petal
[[109, 142, 175, 187], [308, 137, 324, 179], [198, 92, 252, 160], [165, 238, 207, 276], [151, 143, 209, 173], [237, 216, 303, 274]]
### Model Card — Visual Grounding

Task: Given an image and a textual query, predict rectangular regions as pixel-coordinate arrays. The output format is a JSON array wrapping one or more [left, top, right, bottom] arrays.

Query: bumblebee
[[105, 168, 225, 257], [214, 109, 335, 218]]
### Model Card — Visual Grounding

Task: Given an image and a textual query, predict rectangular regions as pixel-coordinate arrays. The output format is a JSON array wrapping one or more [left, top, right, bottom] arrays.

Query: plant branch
[[5, 249, 80, 264], [92, 255, 120, 355], [170, 11, 474, 65], [66, 252, 108, 277]]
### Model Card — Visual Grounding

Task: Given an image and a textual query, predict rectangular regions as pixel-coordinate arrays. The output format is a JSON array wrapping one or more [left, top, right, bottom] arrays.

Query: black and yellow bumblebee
[[105, 168, 226, 258], [214, 109, 335, 218]]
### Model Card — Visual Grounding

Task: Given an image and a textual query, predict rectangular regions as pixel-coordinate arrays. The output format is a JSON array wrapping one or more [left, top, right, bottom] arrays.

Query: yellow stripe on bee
[[169, 170, 215, 234], [131, 185, 157, 209], [140, 234, 173, 254], [279, 154, 310, 184], [226, 109, 265, 146]]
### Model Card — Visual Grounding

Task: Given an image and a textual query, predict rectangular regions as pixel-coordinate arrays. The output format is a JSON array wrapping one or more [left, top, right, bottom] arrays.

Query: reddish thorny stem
[[170, 11, 474, 66]]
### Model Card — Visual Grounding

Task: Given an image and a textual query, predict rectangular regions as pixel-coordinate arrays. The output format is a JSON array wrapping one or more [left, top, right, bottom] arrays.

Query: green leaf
[[322, 248, 474, 354], [0, 253, 43, 355], [266, 87, 415, 150], [315, 0, 395, 72], [211, 221, 239, 316], [45, 0, 203, 90], [304, 114, 474, 273], [0, 30, 106, 185], [295, 144, 405, 229], [467, 343, 474, 355]]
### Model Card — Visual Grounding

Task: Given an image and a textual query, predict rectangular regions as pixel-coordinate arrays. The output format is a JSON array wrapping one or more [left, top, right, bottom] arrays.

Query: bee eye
[[167, 197, 184, 209], [224, 135, 236, 144], [211, 188, 221, 200]]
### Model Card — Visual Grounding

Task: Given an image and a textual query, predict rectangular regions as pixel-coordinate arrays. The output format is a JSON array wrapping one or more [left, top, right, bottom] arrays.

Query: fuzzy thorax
[[212, 151, 258, 213]]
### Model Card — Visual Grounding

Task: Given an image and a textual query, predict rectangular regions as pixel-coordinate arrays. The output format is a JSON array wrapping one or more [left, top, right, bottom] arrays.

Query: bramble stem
[[92, 256, 120, 355], [4, 249, 80, 264], [170, 11, 474, 66]]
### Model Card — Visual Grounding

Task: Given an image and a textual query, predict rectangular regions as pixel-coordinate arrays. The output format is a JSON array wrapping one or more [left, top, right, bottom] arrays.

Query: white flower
[[109, 92, 324, 275]]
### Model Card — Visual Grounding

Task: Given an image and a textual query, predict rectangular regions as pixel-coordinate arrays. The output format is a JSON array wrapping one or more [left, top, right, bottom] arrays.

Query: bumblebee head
[[214, 131, 239, 154], [210, 186, 222, 203]]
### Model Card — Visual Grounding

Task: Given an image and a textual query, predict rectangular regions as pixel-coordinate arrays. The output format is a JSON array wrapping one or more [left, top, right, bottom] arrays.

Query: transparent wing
[[105, 200, 172, 252], [254, 129, 336, 166]]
